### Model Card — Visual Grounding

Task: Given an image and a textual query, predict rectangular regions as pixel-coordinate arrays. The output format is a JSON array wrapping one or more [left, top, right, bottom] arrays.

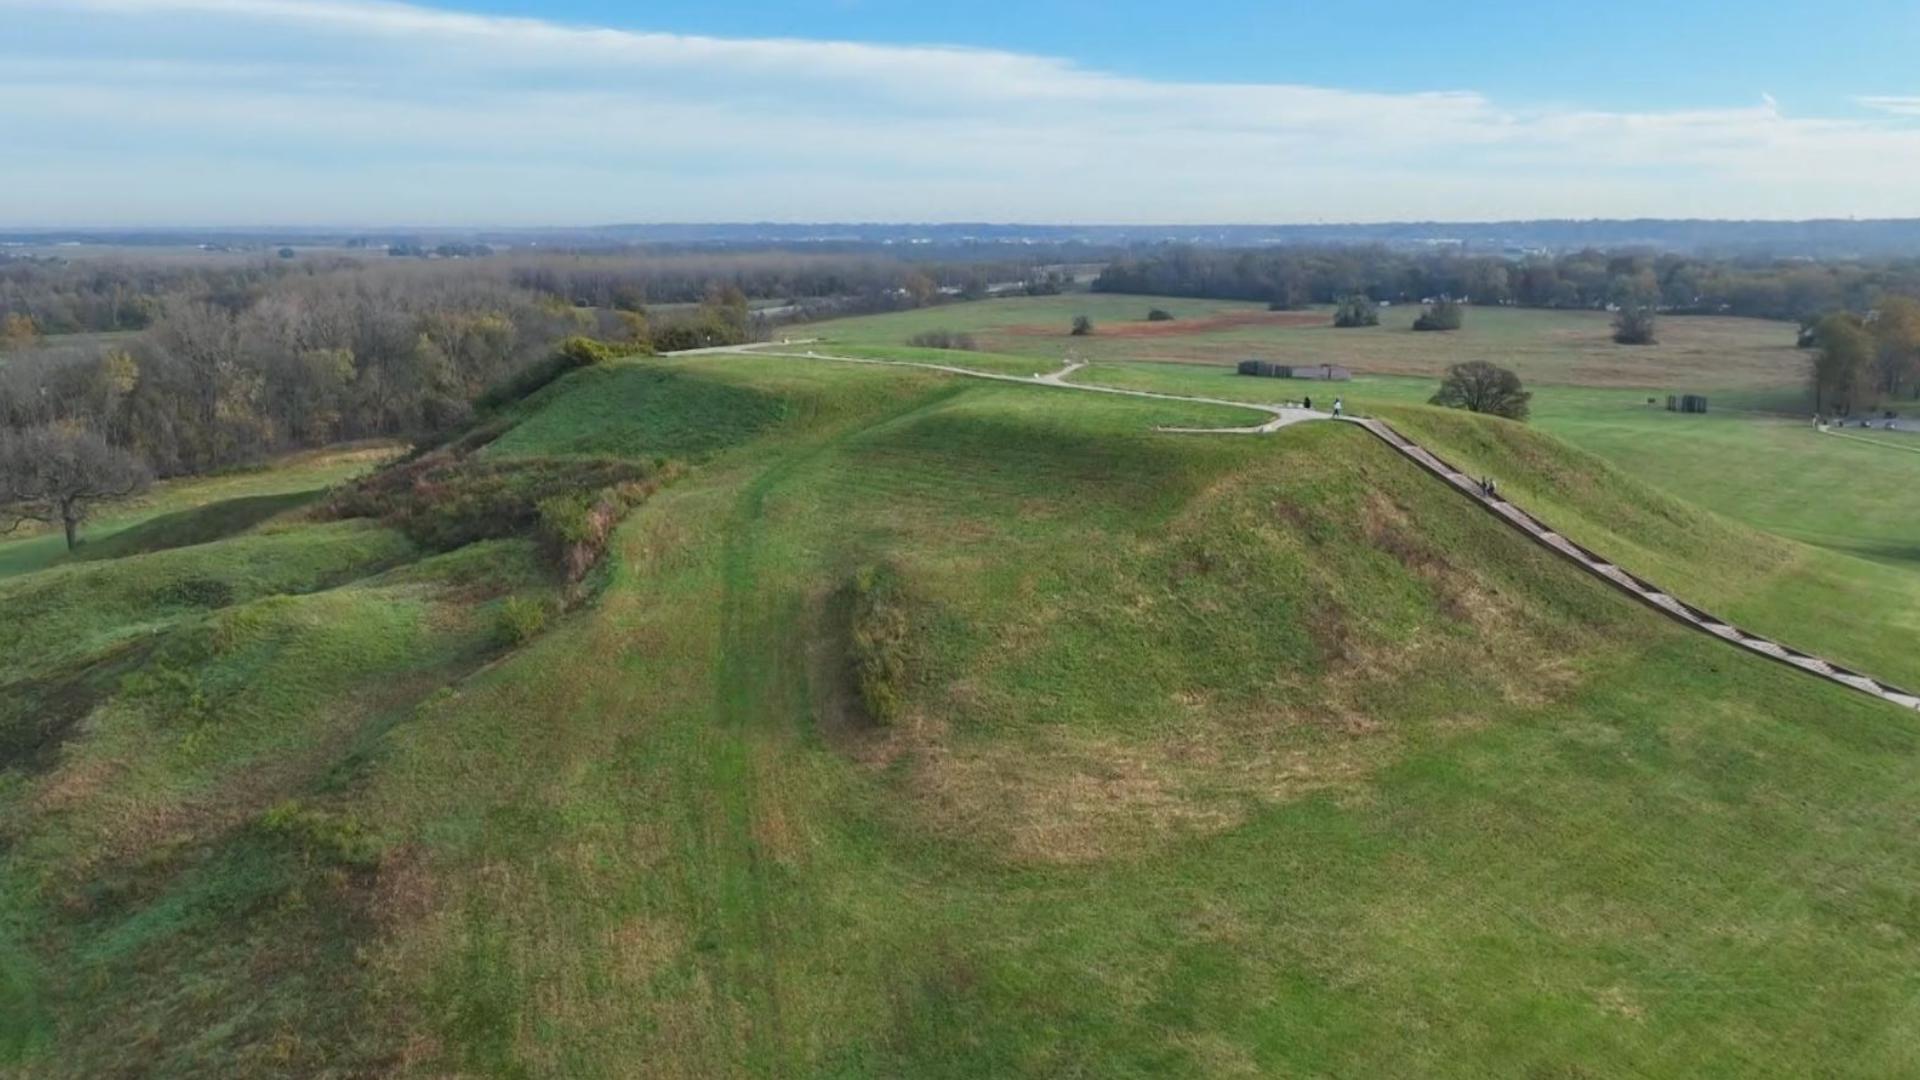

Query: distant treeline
[[0, 250, 1052, 336], [0, 250, 1063, 478], [1093, 247, 1920, 322]]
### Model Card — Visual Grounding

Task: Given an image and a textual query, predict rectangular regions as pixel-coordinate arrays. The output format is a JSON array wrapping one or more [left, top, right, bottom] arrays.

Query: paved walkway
[[685, 343, 1920, 715]]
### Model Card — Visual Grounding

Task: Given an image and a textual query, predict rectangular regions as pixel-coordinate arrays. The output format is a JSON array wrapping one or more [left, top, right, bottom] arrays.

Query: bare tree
[[0, 426, 152, 550]]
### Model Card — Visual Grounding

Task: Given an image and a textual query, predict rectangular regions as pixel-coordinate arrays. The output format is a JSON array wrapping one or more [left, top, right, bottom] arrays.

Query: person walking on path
[[1332, 396, 1343, 418]]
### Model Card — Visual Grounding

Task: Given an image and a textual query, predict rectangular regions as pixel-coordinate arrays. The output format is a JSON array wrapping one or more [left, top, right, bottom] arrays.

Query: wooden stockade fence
[[1341, 416, 1920, 714]]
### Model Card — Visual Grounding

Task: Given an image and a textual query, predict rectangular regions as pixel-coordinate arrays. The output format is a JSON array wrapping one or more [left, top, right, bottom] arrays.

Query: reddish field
[[1001, 309, 1325, 338]]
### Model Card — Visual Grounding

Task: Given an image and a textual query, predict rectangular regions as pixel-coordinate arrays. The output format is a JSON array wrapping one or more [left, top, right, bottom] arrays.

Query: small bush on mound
[[848, 562, 911, 726], [1146, 308, 1174, 322], [255, 799, 381, 869], [1413, 298, 1465, 332], [906, 329, 980, 351], [156, 575, 236, 610], [1333, 295, 1379, 328], [494, 596, 549, 646], [1070, 315, 1094, 336], [473, 337, 618, 413]]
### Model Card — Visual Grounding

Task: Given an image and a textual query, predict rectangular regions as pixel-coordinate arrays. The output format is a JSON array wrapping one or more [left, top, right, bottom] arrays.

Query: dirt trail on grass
[[1343, 416, 1920, 715], [681, 343, 1920, 714]]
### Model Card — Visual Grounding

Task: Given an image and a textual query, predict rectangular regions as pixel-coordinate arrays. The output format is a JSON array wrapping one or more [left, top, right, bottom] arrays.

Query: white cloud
[[1859, 96, 1920, 117], [4, 0, 1920, 224]]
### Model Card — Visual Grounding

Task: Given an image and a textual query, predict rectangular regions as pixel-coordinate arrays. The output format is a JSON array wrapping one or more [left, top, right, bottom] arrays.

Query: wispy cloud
[[1858, 95, 1920, 117], [4, 0, 1920, 224]]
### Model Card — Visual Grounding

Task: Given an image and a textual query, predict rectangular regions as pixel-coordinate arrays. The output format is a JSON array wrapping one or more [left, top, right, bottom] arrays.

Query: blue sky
[[460, 0, 1915, 113], [6, 0, 1920, 225]]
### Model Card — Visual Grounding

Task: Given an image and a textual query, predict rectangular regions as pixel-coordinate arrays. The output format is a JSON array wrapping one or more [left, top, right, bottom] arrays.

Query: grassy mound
[[70, 490, 323, 562], [0, 519, 415, 689], [485, 361, 789, 461], [1380, 402, 1920, 688], [7, 355, 1920, 1076]]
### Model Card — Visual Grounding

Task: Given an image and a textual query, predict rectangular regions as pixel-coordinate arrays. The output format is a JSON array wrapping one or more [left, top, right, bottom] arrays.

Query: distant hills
[[11, 219, 1920, 257]]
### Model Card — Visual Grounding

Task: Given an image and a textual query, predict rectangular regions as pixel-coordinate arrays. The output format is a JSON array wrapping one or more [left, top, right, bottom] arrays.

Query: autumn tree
[[1429, 361, 1531, 421], [1811, 313, 1873, 415], [903, 272, 937, 307], [0, 425, 152, 550], [1871, 296, 1920, 400], [0, 313, 40, 351]]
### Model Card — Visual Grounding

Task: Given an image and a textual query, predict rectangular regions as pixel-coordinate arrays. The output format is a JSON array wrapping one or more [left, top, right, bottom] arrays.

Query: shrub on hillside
[[537, 476, 675, 582], [494, 596, 549, 646], [473, 337, 617, 413], [322, 452, 660, 559], [848, 562, 911, 726], [906, 329, 980, 350], [1333, 295, 1379, 328], [1146, 308, 1174, 322], [1413, 298, 1464, 332], [1070, 315, 1094, 336], [255, 799, 381, 869]]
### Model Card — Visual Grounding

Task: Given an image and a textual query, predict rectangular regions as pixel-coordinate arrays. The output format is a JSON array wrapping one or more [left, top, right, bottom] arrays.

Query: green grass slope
[[0, 443, 399, 580], [7, 354, 1920, 1076], [1378, 403, 1920, 691], [69, 490, 323, 563]]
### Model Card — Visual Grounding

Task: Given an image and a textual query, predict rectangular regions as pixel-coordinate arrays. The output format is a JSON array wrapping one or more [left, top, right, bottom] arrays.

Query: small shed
[[1237, 360, 1352, 381]]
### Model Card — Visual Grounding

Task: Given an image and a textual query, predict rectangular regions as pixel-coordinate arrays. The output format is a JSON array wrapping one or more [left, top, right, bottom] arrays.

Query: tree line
[[0, 249, 1073, 482], [1092, 246, 1920, 322], [1806, 297, 1920, 415]]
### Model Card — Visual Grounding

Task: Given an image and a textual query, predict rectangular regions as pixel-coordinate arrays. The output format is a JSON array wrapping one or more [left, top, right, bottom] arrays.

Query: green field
[[7, 349, 1920, 1075], [804, 295, 1808, 399]]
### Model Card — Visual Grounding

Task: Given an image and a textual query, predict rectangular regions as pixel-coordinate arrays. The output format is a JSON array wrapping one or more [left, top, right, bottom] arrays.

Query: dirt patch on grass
[[999, 310, 1325, 339]]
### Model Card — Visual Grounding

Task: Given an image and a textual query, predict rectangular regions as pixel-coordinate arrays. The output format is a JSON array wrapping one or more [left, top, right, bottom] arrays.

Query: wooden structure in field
[[1237, 360, 1351, 381]]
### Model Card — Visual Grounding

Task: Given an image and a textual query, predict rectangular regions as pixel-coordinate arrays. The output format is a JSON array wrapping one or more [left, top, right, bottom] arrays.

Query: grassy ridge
[[359, 363, 1919, 1074], [8, 353, 1920, 1075], [0, 538, 556, 1073]]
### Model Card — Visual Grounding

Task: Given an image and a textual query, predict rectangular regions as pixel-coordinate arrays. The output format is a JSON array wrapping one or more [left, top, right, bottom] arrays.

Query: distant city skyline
[[6, 0, 1920, 226]]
